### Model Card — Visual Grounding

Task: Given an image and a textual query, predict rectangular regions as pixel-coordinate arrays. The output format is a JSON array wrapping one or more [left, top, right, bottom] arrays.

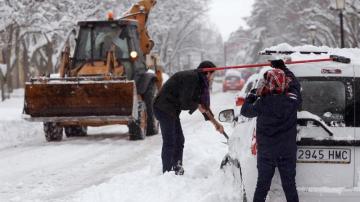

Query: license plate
[[297, 147, 351, 164]]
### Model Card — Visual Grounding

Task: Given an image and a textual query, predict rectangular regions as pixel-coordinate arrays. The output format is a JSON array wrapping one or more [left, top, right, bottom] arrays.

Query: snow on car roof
[[262, 43, 331, 53], [263, 43, 360, 65], [262, 43, 360, 77]]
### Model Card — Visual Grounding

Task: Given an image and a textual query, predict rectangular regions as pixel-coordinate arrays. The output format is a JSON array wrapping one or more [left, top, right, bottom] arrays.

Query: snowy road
[[0, 87, 242, 202]]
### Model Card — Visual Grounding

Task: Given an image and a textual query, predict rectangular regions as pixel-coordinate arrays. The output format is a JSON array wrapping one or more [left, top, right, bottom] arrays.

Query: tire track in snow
[[0, 130, 162, 201]]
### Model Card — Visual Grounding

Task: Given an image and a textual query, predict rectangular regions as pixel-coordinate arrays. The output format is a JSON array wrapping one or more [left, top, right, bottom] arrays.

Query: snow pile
[[72, 162, 241, 202], [0, 89, 25, 121], [69, 91, 242, 202], [0, 89, 43, 149]]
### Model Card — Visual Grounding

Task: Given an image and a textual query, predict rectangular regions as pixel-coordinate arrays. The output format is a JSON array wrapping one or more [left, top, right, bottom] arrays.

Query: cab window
[[93, 28, 129, 59], [75, 26, 130, 62]]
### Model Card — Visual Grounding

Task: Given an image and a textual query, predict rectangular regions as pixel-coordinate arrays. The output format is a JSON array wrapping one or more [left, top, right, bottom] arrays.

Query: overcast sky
[[208, 0, 254, 41]]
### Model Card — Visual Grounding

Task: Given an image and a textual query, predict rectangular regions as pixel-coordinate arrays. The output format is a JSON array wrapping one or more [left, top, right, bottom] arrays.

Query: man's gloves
[[270, 59, 286, 70], [246, 89, 258, 103]]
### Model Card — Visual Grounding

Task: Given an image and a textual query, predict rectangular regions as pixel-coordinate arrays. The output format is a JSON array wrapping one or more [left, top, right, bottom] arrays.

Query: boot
[[173, 160, 184, 175]]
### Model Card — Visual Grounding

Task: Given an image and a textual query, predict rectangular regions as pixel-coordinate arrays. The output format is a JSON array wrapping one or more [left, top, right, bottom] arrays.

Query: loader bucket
[[23, 77, 136, 121]]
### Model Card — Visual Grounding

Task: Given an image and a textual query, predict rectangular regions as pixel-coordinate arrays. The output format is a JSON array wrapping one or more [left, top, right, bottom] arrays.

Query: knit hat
[[266, 69, 290, 94], [257, 69, 291, 96], [197, 61, 216, 73]]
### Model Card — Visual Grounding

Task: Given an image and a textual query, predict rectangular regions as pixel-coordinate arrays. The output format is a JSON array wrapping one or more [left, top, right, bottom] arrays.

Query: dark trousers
[[154, 108, 184, 173], [253, 154, 299, 202]]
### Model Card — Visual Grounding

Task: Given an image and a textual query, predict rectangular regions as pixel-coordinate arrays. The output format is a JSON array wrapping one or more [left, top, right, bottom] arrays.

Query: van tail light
[[236, 96, 245, 106]]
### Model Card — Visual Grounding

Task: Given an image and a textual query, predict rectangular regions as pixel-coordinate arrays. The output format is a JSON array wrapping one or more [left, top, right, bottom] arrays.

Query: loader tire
[[144, 82, 159, 136], [64, 126, 88, 137], [44, 122, 63, 142], [129, 100, 147, 140]]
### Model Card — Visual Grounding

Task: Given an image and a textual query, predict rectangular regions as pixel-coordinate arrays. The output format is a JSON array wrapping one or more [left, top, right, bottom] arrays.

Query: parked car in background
[[219, 46, 360, 202], [222, 69, 245, 92]]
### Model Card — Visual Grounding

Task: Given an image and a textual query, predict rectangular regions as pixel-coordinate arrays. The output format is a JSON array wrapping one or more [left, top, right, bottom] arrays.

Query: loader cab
[[72, 20, 147, 79]]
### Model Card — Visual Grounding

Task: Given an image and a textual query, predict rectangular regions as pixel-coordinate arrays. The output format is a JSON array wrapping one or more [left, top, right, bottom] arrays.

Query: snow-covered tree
[[148, 0, 215, 74], [229, 0, 360, 63], [0, 0, 129, 100]]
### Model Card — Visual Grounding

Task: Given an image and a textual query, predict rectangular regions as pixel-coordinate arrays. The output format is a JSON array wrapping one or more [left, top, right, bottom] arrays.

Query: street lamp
[[335, 0, 345, 48], [308, 25, 317, 45]]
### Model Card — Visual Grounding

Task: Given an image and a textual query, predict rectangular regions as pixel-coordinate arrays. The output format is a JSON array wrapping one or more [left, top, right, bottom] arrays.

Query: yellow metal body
[[123, 0, 157, 55]]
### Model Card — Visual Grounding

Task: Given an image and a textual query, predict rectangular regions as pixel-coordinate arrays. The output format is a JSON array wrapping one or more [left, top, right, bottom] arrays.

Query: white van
[[219, 45, 360, 202]]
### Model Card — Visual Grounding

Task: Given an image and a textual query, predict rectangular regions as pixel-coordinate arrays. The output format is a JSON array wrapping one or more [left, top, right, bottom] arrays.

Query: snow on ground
[[0, 81, 244, 202], [0, 89, 43, 149]]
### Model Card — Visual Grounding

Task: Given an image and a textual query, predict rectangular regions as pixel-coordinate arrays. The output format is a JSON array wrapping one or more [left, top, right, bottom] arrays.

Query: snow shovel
[[199, 55, 351, 72], [203, 110, 229, 142]]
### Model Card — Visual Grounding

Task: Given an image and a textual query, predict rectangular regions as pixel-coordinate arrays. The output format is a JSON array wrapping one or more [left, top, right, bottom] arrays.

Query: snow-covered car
[[222, 69, 245, 92], [219, 45, 360, 202]]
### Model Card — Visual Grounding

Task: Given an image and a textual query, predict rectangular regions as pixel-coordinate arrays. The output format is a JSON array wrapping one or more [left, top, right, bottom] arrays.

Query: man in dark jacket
[[241, 59, 302, 202], [153, 61, 224, 175]]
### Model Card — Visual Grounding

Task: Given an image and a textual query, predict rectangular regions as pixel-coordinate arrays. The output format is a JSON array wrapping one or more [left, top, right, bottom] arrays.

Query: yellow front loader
[[23, 0, 163, 141]]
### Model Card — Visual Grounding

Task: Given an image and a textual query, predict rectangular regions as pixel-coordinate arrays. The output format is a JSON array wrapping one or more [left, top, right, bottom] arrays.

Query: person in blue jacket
[[241, 59, 302, 202]]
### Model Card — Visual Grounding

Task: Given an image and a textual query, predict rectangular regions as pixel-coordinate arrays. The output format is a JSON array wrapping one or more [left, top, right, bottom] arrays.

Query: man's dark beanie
[[197, 61, 216, 73], [270, 59, 286, 68]]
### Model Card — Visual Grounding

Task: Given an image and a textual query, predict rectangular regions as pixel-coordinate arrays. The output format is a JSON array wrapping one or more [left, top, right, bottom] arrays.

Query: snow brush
[[199, 55, 351, 72], [203, 110, 229, 142]]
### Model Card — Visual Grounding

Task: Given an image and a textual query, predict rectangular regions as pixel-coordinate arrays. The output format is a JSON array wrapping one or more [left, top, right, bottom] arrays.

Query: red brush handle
[[201, 58, 334, 72]]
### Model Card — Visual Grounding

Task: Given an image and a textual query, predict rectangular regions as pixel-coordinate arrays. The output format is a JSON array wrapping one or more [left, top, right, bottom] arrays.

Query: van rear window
[[300, 81, 345, 126]]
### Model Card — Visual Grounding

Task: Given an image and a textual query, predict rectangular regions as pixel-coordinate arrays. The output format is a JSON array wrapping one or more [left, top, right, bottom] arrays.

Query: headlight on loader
[[130, 51, 138, 59]]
